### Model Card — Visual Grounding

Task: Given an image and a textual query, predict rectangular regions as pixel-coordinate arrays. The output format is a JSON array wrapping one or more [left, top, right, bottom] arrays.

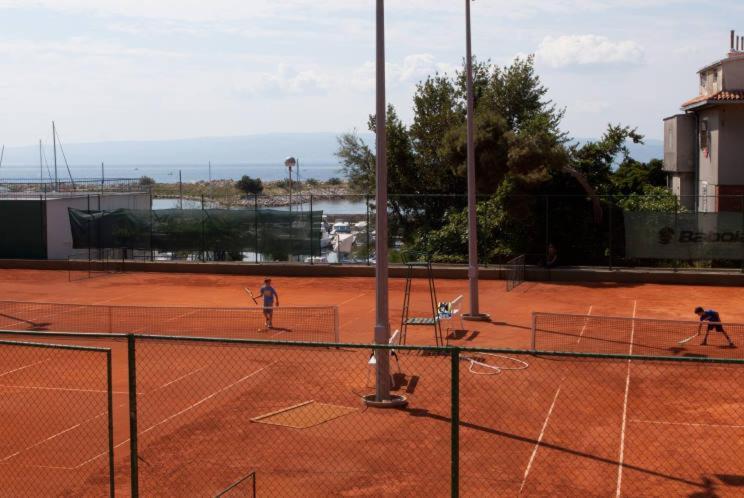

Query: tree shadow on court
[[536, 279, 646, 290], [403, 407, 711, 492]]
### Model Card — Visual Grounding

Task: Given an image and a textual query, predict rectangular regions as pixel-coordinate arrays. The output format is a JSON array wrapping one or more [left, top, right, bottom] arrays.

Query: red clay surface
[[0, 269, 742, 496]]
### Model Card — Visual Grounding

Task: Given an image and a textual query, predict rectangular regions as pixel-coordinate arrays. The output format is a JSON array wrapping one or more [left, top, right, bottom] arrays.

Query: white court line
[[576, 305, 594, 344], [0, 359, 49, 378], [519, 386, 562, 494], [615, 299, 637, 498], [78, 361, 277, 468], [159, 365, 208, 389], [630, 418, 744, 430], [0, 383, 131, 395], [129, 309, 202, 334], [338, 293, 366, 306]]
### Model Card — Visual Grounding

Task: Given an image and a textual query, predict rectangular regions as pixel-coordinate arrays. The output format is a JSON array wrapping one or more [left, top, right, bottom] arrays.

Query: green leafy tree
[[236, 175, 263, 195], [139, 175, 156, 186], [617, 185, 682, 212], [612, 158, 666, 195]]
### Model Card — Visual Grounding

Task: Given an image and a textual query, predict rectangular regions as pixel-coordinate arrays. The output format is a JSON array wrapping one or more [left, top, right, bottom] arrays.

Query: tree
[[612, 158, 666, 195], [236, 175, 263, 195], [336, 133, 374, 194], [617, 185, 682, 212], [139, 176, 155, 186]]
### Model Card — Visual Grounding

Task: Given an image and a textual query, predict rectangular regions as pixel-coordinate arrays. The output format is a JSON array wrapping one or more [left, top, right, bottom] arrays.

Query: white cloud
[[237, 65, 330, 98], [536, 35, 645, 68]]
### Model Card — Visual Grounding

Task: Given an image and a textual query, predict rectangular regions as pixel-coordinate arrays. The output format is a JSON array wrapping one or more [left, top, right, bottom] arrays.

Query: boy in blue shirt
[[695, 307, 734, 347], [259, 278, 279, 329]]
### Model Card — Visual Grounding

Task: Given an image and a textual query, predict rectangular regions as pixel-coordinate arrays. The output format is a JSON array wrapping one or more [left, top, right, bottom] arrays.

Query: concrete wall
[[717, 106, 744, 185], [45, 193, 150, 260], [722, 55, 744, 89], [663, 114, 694, 173], [4, 258, 744, 287], [699, 67, 723, 96], [699, 109, 719, 185]]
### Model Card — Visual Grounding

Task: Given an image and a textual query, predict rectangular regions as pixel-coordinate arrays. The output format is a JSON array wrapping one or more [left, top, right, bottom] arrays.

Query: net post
[[608, 194, 613, 271], [106, 349, 116, 498], [334, 305, 340, 342], [450, 346, 459, 498], [127, 334, 139, 498], [531, 313, 537, 352]]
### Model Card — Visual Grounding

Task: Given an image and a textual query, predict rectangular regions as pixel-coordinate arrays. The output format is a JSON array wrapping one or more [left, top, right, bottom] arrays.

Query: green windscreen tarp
[[624, 211, 744, 260], [0, 200, 46, 259], [69, 207, 323, 260]]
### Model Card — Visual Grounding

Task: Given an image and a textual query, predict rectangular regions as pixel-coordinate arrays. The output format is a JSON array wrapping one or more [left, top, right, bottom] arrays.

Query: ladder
[[400, 260, 443, 346]]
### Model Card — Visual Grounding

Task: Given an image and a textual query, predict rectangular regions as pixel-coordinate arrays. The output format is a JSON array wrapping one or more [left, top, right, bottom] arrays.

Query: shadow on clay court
[[0, 312, 51, 331], [402, 408, 709, 490], [715, 475, 744, 487]]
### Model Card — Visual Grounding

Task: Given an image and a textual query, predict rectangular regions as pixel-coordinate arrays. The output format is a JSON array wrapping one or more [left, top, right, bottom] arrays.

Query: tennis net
[[531, 312, 742, 359], [0, 300, 339, 342], [505, 254, 526, 292]]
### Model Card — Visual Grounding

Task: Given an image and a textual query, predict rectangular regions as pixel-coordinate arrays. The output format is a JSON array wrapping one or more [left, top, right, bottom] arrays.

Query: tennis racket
[[244, 287, 258, 305], [678, 323, 702, 345]]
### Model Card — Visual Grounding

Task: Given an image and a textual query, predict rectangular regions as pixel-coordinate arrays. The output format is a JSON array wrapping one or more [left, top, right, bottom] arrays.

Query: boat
[[331, 221, 352, 235], [319, 229, 332, 248], [332, 232, 355, 254]]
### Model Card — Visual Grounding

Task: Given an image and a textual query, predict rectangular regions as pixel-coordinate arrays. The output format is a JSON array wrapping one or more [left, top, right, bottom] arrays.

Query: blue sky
[[0, 0, 741, 147]]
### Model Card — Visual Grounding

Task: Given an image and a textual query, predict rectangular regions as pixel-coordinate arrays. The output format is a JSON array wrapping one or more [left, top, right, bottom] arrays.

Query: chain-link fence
[[0, 338, 114, 497], [1, 331, 742, 497], [53, 192, 744, 269]]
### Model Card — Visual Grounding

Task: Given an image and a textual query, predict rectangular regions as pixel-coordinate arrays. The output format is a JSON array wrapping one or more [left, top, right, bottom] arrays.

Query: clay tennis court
[[1, 269, 743, 496]]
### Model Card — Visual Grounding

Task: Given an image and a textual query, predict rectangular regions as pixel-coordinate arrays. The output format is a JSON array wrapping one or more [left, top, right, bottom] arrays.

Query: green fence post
[[366, 194, 371, 266], [106, 349, 115, 498], [254, 194, 259, 264], [310, 194, 314, 265], [451, 347, 460, 498], [127, 335, 139, 498], [608, 195, 613, 271], [740, 196, 743, 274]]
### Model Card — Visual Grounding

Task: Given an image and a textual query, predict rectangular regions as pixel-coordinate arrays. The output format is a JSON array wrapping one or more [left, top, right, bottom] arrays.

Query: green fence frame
[[0, 338, 114, 497]]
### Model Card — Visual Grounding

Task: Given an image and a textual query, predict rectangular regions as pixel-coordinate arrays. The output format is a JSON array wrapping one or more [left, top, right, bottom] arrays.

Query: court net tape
[[0, 300, 339, 343], [531, 312, 742, 359]]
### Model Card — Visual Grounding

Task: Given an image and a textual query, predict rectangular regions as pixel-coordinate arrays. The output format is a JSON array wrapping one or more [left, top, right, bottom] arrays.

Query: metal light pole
[[285, 157, 296, 213], [462, 0, 489, 322], [373, 0, 391, 403]]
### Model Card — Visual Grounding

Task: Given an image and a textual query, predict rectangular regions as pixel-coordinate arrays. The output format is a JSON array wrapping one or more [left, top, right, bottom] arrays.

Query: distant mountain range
[[0, 132, 662, 167]]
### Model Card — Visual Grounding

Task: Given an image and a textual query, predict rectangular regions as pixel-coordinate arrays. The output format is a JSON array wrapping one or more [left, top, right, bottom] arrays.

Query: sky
[[0, 0, 742, 147]]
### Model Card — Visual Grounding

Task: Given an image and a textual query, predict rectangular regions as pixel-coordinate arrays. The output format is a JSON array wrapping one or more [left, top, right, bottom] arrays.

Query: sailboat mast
[[52, 121, 58, 189], [39, 140, 43, 183]]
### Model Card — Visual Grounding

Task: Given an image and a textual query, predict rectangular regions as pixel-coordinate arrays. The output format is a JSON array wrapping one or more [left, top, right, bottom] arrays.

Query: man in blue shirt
[[695, 307, 734, 347], [259, 278, 279, 329]]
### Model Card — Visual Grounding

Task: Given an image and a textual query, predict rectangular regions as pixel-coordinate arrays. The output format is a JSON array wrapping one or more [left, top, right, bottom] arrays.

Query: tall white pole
[[463, 0, 489, 322], [52, 121, 58, 190], [374, 0, 391, 402], [39, 140, 43, 183]]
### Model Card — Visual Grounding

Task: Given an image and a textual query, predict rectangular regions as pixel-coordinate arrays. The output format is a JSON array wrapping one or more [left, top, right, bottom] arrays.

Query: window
[[700, 120, 709, 150]]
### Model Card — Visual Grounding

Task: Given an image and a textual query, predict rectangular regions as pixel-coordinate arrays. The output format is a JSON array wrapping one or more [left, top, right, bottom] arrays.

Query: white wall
[[45, 192, 150, 260]]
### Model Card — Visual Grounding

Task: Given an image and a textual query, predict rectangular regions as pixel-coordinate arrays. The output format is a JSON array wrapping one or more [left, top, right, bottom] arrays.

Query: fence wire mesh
[[457, 350, 744, 496], [0, 339, 114, 497], [505, 254, 526, 292], [132, 338, 452, 497], [1, 331, 742, 497], [532, 312, 743, 359], [215, 471, 257, 497]]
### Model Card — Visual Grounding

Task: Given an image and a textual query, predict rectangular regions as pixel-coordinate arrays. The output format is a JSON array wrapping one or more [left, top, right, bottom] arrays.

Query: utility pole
[[462, 0, 490, 323]]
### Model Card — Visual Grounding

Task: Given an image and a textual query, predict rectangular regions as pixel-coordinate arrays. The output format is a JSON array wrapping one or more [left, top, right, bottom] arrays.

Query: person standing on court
[[259, 278, 279, 329], [695, 306, 735, 347]]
